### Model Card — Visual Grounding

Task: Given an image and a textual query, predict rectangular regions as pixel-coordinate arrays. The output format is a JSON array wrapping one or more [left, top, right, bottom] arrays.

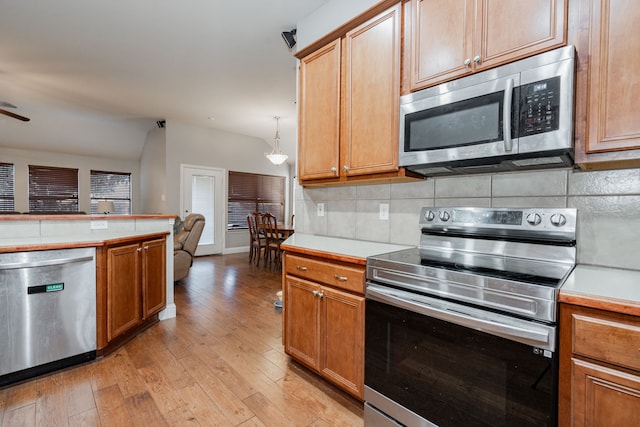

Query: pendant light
[[266, 116, 288, 165]]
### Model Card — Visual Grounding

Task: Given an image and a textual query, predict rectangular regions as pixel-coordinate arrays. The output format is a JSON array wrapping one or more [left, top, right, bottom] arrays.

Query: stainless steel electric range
[[364, 206, 577, 427]]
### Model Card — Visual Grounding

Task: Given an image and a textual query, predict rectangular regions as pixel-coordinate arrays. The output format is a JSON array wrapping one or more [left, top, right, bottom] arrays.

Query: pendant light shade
[[266, 116, 288, 165]]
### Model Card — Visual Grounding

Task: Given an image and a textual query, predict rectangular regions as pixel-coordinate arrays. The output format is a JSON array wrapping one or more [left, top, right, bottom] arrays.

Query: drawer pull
[[334, 274, 348, 281], [296, 265, 308, 271], [311, 290, 324, 298]]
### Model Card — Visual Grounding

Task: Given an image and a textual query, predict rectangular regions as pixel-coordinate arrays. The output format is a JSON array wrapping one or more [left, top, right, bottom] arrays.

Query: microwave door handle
[[503, 78, 514, 152]]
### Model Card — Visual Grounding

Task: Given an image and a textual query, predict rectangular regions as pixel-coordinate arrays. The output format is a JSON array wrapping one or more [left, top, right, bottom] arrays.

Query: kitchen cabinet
[[558, 303, 640, 426], [97, 234, 166, 351], [570, 0, 640, 168], [283, 253, 365, 399], [298, 4, 414, 186], [409, 0, 567, 91]]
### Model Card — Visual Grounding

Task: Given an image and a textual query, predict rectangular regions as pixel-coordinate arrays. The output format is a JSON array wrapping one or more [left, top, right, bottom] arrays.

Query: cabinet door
[[298, 39, 341, 181], [342, 4, 401, 177], [571, 358, 640, 426], [476, 0, 566, 70], [410, 0, 474, 90], [585, 0, 640, 154], [284, 277, 320, 371], [142, 238, 166, 319], [321, 286, 365, 399], [107, 243, 141, 341]]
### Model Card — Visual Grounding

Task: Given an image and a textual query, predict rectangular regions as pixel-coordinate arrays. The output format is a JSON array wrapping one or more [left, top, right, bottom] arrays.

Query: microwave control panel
[[518, 76, 561, 137]]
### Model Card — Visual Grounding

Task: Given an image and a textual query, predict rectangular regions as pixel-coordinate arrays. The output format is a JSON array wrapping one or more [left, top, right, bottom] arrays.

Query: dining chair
[[263, 212, 283, 266], [247, 214, 267, 265]]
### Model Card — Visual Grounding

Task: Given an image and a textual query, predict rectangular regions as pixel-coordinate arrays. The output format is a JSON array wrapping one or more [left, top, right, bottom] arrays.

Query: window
[[228, 171, 285, 229], [0, 163, 15, 212], [28, 165, 79, 212], [90, 170, 132, 214]]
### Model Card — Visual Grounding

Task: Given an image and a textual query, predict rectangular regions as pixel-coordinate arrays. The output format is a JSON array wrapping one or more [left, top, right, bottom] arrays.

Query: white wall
[[140, 128, 166, 214], [0, 146, 141, 213], [164, 120, 291, 249], [296, 0, 379, 50]]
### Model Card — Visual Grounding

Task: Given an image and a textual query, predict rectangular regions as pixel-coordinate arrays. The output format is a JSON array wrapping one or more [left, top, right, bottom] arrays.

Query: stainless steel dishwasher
[[0, 247, 97, 386]]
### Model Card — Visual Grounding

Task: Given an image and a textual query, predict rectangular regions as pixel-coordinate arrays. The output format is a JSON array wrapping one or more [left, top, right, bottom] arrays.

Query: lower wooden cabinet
[[97, 234, 167, 351], [559, 303, 640, 426], [283, 253, 365, 399]]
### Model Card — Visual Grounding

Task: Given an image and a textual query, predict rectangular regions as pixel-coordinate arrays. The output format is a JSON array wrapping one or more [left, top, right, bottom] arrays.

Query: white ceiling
[[0, 0, 328, 161]]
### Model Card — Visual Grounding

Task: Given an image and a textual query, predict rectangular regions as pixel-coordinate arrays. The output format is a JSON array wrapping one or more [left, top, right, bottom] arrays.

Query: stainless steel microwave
[[399, 46, 575, 177]]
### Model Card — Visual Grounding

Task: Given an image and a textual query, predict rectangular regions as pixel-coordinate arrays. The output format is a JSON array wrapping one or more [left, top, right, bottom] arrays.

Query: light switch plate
[[379, 203, 389, 220], [317, 203, 325, 217]]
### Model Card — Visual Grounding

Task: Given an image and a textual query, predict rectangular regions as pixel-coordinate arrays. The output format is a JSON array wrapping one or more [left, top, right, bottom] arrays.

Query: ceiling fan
[[0, 101, 30, 122]]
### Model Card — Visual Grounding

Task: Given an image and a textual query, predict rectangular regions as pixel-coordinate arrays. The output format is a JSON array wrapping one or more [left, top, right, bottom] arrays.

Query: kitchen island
[[0, 214, 176, 336], [0, 214, 176, 385]]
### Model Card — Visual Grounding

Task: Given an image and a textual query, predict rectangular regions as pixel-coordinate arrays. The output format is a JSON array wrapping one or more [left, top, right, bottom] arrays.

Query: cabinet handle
[[137, 247, 142, 252], [317, 291, 324, 299], [296, 265, 308, 271], [343, 165, 349, 172], [331, 166, 337, 173], [312, 290, 319, 297], [334, 274, 348, 281], [473, 55, 481, 64], [464, 58, 471, 67], [144, 246, 149, 250]]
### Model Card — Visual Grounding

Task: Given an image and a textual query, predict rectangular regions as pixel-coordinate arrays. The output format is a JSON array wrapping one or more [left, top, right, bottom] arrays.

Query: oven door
[[365, 283, 558, 427]]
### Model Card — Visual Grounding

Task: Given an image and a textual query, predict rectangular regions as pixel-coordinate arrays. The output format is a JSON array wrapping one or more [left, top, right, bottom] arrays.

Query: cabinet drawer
[[573, 313, 640, 372], [285, 254, 365, 294]]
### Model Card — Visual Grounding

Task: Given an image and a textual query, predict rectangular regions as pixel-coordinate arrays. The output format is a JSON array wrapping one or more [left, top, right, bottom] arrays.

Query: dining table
[[277, 224, 295, 240]]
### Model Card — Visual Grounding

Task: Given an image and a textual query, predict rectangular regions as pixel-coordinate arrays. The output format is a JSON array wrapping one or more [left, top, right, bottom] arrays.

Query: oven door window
[[404, 91, 505, 151], [365, 299, 557, 427]]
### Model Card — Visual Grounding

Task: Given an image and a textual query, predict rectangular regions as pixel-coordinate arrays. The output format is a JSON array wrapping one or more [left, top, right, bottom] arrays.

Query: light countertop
[[0, 231, 170, 253], [560, 265, 640, 316], [281, 233, 412, 265]]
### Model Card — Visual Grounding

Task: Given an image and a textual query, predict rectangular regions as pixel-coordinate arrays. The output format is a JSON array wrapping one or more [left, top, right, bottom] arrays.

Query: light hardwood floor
[[0, 253, 365, 426]]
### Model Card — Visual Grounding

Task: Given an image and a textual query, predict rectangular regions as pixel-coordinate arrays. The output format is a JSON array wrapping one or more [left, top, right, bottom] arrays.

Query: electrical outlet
[[379, 203, 389, 220], [90, 220, 108, 230], [317, 203, 325, 217]]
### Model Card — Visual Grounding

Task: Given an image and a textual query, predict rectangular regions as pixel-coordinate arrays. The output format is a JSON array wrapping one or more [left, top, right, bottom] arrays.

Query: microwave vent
[[512, 156, 565, 167]]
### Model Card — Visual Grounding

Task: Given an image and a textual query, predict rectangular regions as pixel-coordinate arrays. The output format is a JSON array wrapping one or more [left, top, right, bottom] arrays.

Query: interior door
[[180, 165, 224, 256]]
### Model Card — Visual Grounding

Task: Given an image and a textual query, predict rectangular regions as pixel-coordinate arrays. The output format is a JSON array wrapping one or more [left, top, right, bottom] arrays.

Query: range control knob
[[424, 210, 436, 221], [439, 211, 451, 222], [550, 213, 567, 227], [526, 213, 542, 226]]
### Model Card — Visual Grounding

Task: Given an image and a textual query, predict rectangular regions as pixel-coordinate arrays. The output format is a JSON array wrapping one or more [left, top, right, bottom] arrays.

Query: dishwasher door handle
[[0, 255, 94, 271]]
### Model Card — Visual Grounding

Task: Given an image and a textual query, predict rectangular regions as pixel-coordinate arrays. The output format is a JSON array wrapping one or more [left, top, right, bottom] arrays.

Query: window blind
[[0, 163, 15, 212], [28, 165, 79, 212], [228, 171, 285, 229], [90, 170, 132, 214]]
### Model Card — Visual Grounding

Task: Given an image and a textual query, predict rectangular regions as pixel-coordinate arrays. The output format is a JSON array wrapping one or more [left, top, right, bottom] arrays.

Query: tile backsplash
[[294, 167, 640, 270]]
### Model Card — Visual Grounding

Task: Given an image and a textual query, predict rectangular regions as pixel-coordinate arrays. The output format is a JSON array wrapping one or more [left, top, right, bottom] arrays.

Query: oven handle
[[367, 283, 554, 350]]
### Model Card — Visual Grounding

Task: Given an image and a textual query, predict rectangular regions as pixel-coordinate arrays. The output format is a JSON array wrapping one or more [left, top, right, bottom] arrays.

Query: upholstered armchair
[[173, 213, 205, 282]]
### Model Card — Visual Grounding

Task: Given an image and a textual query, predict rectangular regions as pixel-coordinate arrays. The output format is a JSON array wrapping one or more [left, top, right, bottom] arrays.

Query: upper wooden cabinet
[[571, 0, 640, 168], [298, 39, 341, 181], [298, 4, 411, 185], [409, 0, 567, 91], [342, 5, 401, 178]]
